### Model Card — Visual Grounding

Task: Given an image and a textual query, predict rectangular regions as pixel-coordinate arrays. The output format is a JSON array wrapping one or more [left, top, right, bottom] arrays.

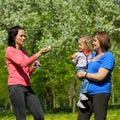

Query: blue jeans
[[76, 67, 89, 94], [81, 79, 89, 93], [8, 85, 44, 120]]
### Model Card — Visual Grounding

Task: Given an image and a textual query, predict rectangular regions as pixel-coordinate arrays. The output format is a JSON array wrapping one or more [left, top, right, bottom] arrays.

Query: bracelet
[[84, 72, 88, 79]]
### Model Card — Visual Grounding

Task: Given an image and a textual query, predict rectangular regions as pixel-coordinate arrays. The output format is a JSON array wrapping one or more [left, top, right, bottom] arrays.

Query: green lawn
[[0, 108, 120, 120]]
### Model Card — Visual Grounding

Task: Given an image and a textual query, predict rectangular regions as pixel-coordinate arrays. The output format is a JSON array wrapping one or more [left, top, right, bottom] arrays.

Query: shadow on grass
[[44, 107, 72, 114], [1, 105, 120, 118], [0, 110, 14, 117], [108, 104, 120, 110]]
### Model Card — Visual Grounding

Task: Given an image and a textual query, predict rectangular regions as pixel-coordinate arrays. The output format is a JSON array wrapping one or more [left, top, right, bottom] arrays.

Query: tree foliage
[[0, 0, 120, 111]]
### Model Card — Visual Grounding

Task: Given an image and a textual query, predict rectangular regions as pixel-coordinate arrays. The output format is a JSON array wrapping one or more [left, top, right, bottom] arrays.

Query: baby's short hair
[[78, 36, 93, 51]]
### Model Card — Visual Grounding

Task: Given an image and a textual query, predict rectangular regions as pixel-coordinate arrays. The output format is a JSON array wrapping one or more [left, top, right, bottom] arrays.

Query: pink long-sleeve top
[[5, 46, 38, 86]]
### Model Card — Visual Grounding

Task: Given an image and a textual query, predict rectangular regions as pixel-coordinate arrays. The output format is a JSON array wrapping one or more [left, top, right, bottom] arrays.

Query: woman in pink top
[[5, 26, 51, 120]]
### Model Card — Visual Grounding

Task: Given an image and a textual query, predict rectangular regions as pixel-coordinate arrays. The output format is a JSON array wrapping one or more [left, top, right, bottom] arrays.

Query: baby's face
[[78, 41, 86, 51]]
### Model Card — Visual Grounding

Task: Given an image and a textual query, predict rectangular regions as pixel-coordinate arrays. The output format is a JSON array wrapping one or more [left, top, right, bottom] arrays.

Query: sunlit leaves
[[0, 0, 120, 109]]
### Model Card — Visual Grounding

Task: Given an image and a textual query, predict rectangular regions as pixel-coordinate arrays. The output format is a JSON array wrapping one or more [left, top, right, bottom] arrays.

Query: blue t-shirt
[[87, 51, 115, 95]]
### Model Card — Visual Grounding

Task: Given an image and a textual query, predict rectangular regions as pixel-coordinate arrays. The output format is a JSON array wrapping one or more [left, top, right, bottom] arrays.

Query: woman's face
[[15, 29, 26, 48], [92, 36, 100, 51]]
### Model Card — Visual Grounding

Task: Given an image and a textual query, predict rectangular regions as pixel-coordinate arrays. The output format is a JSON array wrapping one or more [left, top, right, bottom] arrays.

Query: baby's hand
[[71, 53, 77, 60], [71, 53, 78, 66]]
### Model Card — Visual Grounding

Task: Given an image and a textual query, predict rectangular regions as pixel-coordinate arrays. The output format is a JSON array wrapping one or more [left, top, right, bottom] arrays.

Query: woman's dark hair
[[7, 26, 24, 47], [93, 31, 111, 51]]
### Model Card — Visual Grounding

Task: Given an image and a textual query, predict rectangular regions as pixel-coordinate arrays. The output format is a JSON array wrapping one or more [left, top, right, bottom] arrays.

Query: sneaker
[[80, 93, 88, 101], [77, 100, 86, 109]]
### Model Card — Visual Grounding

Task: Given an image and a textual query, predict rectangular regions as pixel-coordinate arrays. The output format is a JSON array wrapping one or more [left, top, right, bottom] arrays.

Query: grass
[[0, 108, 120, 120]]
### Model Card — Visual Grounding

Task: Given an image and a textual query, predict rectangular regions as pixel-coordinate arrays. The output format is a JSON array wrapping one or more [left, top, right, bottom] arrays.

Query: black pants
[[77, 93, 110, 120], [8, 85, 44, 120]]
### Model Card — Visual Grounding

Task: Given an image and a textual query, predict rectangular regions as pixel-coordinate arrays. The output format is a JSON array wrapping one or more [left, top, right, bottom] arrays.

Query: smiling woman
[[76, 31, 115, 120], [5, 26, 51, 120]]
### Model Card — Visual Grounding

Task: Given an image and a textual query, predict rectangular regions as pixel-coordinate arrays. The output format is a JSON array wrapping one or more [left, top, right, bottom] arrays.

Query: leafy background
[[0, 0, 120, 113]]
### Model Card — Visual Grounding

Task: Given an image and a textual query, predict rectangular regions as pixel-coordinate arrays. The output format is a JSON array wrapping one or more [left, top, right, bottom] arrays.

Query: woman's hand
[[35, 46, 51, 57], [76, 68, 110, 82], [31, 60, 41, 68], [76, 71, 86, 80], [40, 46, 51, 55]]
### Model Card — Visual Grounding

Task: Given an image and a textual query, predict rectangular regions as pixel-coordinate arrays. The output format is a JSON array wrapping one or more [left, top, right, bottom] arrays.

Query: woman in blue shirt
[[76, 31, 115, 120]]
